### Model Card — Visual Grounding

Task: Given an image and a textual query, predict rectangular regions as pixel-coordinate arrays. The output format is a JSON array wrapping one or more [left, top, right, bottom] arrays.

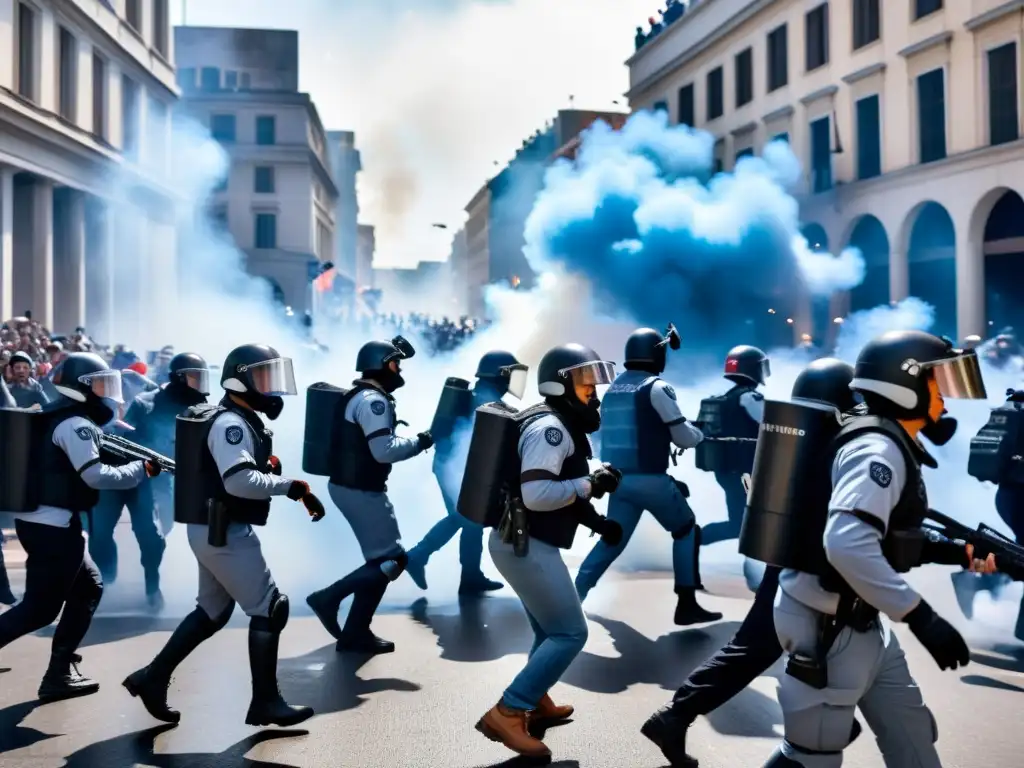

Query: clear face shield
[[562, 360, 617, 390], [500, 364, 529, 400], [761, 357, 772, 380], [178, 368, 210, 395], [925, 349, 988, 400], [80, 370, 124, 404], [245, 358, 297, 396]]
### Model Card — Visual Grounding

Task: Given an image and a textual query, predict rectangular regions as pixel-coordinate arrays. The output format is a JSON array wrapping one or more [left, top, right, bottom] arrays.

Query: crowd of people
[[635, 0, 690, 51], [369, 312, 487, 356]]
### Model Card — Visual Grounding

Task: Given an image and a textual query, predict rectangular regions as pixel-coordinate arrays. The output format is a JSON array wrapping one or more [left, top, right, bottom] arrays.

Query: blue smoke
[[523, 111, 865, 354]]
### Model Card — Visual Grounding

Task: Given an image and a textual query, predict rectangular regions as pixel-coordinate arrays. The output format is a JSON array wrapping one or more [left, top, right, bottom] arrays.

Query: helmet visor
[[927, 350, 987, 400], [81, 370, 124, 404], [562, 360, 616, 387], [501, 364, 529, 400], [177, 367, 210, 395], [762, 358, 772, 379], [245, 358, 297, 396]]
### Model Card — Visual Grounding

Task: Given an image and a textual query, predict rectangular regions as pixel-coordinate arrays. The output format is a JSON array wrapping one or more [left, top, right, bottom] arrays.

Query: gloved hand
[[1006, 388, 1024, 403], [302, 492, 326, 522], [268, 455, 282, 476], [286, 480, 310, 502], [904, 600, 970, 671], [417, 431, 434, 451], [144, 460, 161, 478], [588, 463, 622, 499], [596, 517, 623, 546]]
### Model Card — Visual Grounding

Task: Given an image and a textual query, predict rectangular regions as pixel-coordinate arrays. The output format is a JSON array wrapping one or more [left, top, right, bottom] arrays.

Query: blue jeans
[[88, 484, 165, 584], [488, 529, 588, 711], [575, 473, 697, 597], [407, 481, 485, 574]]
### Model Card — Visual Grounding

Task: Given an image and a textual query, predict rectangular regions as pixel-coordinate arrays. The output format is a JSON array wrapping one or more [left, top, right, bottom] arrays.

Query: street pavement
[[1, 529, 1024, 767]]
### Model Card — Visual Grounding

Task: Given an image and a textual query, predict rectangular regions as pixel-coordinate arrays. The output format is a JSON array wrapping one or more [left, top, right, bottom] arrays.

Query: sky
[[171, 0, 661, 267]]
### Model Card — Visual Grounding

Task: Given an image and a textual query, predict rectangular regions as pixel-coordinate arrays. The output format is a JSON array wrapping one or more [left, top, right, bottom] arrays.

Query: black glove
[[302, 492, 326, 522], [904, 600, 970, 671], [588, 463, 622, 499], [1007, 388, 1024, 403], [597, 518, 623, 546], [286, 480, 310, 502], [417, 431, 434, 451]]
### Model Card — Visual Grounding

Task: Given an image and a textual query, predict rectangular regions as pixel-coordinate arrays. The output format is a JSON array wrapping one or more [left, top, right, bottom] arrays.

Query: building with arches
[[628, 0, 1024, 343]]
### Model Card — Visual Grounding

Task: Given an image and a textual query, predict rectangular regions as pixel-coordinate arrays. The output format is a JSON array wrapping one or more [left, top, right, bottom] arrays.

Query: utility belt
[[204, 499, 267, 548], [785, 590, 879, 690], [498, 493, 530, 558]]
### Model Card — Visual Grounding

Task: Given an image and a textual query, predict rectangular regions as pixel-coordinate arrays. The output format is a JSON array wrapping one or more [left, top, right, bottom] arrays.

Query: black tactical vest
[[36, 405, 101, 513], [694, 384, 760, 473], [329, 384, 397, 492], [514, 403, 592, 550]]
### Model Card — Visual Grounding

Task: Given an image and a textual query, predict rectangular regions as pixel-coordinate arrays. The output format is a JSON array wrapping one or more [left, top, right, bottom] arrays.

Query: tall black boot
[[0, 546, 15, 606], [641, 706, 698, 768], [306, 565, 369, 641], [123, 607, 224, 724], [245, 618, 314, 727], [38, 649, 100, 702], [335, 575, 393, 655], [674, 587, 723, 626]]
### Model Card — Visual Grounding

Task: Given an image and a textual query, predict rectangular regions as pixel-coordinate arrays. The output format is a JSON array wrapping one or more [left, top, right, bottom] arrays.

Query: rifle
[[923, 508, 1024, 581], [100, 434, 176, 475]]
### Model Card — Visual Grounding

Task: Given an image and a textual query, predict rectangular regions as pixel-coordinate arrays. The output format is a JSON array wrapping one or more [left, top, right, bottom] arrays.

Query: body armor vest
[[694, 384, 760, 473], [599, 371, 671, 475], [329, 384, 397, 492], [37, 404, 101, 513]]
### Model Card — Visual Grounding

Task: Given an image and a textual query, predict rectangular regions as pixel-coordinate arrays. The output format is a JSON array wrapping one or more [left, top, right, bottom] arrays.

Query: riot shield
[[303, 382, 349, 476], [174, 404, 223, 525], [430, 377, 474, 443], [458, 402, 520, 527], [0, 407, 40, 512]]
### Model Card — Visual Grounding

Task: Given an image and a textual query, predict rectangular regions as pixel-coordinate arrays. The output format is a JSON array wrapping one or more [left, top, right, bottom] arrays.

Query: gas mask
[[921, 412, 957, 446]]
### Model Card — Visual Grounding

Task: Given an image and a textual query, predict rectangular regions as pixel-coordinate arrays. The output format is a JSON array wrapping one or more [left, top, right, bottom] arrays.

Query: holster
[[785, 593, 878, 690], [499, 495, 529, 558], [207, 499, 229, 548]]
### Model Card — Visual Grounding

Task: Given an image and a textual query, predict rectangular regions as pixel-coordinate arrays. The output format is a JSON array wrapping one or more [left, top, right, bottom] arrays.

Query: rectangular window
[[210, 114, 236, 143], [255, 214, 277, 249], [148, 95, 167, 166], [58, 27, 77, 123], [917, 68, 947, 163], [254, 166, 275, 193], [92, 53, 107, 140], [652, 100, 669, 115], [988, 43, 1019, 146], [121, 75, 139, 160], [240, 72, 251, 89], [200, 66, 220, 90], [256, 115, 276, 145], [805, 4, 829, 72], [735, 147, 754, 163], [810, 115, 832, 192], [767, 24, 788, 92], [225, 70, 238, 89], [852, 0, 880, 50], [176, 67, 196, 91], [856, 95, 881, 180], [125, 0, 140, 32], [735, 48, 753, 107], [677, 83, 695, 126], [152, 0, 169, 57], [706, 66, 724, 120], [17, 2, 35, 101], [914, 0, 942, 20]]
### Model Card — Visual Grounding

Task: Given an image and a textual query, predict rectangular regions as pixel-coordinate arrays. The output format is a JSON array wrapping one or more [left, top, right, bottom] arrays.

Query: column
[[955, 229, 985, 343], [31, 179, 54, 330], [889, 250, 909, 303], [100, 201, 116, 341], [54, 190, 86, 333], [0, 168, 12, 321]]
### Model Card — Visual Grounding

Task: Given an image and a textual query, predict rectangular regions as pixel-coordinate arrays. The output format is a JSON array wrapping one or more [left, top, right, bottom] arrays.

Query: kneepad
[[250, 590, 290, 633], [373, 551, 408, 582], [672, 519, 696, 540]]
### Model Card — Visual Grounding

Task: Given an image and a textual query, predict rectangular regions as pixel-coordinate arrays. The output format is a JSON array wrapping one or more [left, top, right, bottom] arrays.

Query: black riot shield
[[174, 404, 224, 525], [303, 382, 349, 476], [0, 407, 41, 512], [430, 378, 474, 442], [457, 401, 520, 527], [968, 402, 1024, 484], [738, 399, 843, 574], [693, 395, 727, 472]]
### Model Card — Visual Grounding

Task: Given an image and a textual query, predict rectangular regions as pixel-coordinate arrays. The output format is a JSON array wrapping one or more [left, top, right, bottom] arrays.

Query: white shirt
[[518, 413, 592, 511]]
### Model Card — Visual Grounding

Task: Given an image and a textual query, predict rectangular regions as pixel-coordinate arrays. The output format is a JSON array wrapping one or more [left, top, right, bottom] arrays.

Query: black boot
[[458, 571, 503, 595], [641, 706, 698, 767], [674, 587, 722, 626], [306, 575, 358, 641], [245, 620, 314, 727], [0, 549, 15, 606], [38, 650, 100, 702], [335, 576, 393, 655], [123, 608, 221, 724]]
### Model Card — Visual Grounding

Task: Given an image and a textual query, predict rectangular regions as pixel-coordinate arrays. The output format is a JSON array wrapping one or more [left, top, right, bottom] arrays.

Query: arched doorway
[[846, 215, 890, 312], [801, 223, 832, 347], [906, 202, 956, 339], [982, 190, 1024, 333]]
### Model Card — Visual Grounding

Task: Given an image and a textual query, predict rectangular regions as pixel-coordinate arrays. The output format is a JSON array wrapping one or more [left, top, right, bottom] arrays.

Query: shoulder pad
[[516, 402, 554, 430], [834, 415, 916, 464], [181, 403, 225, 422]]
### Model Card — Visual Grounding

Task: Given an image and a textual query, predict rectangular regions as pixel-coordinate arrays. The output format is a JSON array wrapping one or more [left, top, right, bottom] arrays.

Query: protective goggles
[[560, 360, 616, 387], [242, 358, 297, 396], [924, 349, 987, 400], [79, 370, 124, 404], [500, 364, 529, 400], [176, 367, 210, 395]]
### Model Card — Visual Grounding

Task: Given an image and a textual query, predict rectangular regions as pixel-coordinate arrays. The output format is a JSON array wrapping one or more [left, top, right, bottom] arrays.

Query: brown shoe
[[534, 692, 574, 721], [476, 702, 551, 757]]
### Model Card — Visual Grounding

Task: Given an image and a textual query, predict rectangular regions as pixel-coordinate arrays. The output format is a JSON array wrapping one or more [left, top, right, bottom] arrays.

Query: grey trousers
[[187, 523, 277, 619], [328, 483, 403, 562], [772, 589, 940, 767]]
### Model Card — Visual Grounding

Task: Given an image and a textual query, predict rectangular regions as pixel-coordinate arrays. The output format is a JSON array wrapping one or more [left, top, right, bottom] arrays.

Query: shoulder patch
[[869, 461, 892, 489], [544, 426, 564, 447], [225, 425, 244, 445], [370, 399, 387, 416], [663, 383, 677, 401], [75, 426, 94, 442]]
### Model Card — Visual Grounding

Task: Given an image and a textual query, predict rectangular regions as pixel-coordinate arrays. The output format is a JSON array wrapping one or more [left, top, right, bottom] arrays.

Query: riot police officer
[[642, 358, 860, 768], [696, 344, 769, 590], [0, 353, 157, 701], [406, 350, 529, 595], [122, 344, 323, 727], [764, 331, 994, 767], [576, 328, 720, 625], [475, 343, 623, 760], [306, 336, 431, 654]]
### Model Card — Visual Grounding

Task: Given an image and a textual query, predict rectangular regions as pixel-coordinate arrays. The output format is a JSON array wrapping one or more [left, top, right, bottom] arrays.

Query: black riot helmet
[[624, 324, 681, 374], [791, 358, 858, 413], [852, 330, 987, 443], [168, 352, 210, 395], [537, 343, 616, 434], [356, 335, 415, 393], [475, 350, 528, 400], [220, 343, 296, 421], [724, 345, 770, 386], [53, 352, 123, 424]]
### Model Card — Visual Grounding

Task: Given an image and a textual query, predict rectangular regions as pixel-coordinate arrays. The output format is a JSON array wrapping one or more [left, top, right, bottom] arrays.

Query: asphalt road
[[1, 536, 1024, 767]]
